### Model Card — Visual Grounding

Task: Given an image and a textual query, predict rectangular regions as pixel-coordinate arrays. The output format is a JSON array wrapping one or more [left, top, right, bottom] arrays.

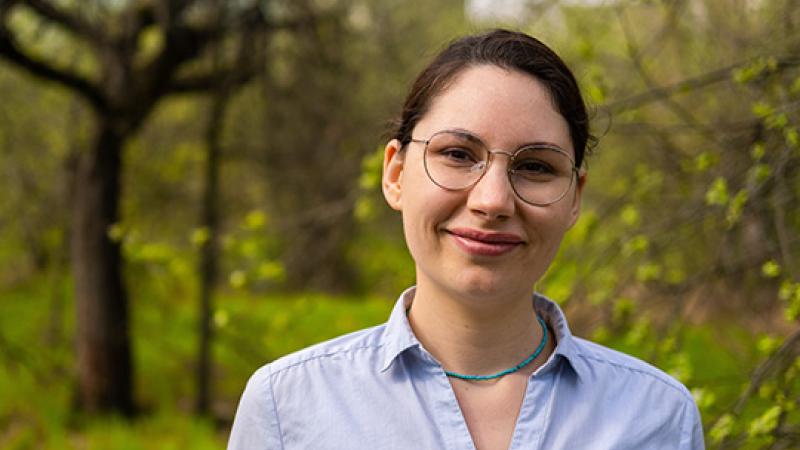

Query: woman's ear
[[382, 139, 405, 211], [567, 170, 587, 229]]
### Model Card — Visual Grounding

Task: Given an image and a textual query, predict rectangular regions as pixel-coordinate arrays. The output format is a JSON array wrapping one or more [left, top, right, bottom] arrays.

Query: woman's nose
[[466, 153, 516, 220]]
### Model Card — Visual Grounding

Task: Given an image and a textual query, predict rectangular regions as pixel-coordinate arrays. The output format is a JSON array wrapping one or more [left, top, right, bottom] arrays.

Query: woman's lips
[[446, 228, 524, 256]]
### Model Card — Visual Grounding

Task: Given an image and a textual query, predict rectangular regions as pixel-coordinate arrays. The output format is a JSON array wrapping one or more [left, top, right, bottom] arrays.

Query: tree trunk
[[196, 91, 226, 416], [71, 120, 134, 415]]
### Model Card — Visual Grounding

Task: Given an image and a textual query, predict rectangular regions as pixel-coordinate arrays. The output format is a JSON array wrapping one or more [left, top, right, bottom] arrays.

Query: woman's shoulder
[[568, 336, 695, 401], [251, 322, 389, 380]]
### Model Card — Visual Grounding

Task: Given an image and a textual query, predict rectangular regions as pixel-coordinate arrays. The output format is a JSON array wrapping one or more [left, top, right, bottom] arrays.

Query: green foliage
[[733, 57, 778, 85], [354, 146, 387, 223], [2, 0, 800, 448], [780, 280, 800, 321], [710, 414, 735, 444], [748, 405, 782, 440], [761, 260, 781, 279], [222, 210, 285, 289], [0, 277, 392, 449], [705, 177, 729, 206]]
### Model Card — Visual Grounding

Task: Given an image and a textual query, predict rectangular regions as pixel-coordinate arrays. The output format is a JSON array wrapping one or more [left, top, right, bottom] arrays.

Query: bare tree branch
[[615, 5, 724, 148], [21, 0, 106, 43], [602, 56, 800, 113], [603, 63, 741, 113], [0, 26, 107, 111], [168, 67, 255, 93], [167, 13, 312, 94]]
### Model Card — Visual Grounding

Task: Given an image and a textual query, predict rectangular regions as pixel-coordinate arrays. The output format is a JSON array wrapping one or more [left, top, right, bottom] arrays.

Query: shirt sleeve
[[679, 398, 705, 450], [227, 365, 284, 450]]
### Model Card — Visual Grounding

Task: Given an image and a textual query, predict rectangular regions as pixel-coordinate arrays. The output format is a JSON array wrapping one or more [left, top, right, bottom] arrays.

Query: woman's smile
[[445, 227, 524, 257]]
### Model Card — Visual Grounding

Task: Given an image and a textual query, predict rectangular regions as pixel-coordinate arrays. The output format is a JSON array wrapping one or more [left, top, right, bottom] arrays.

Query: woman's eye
[[441, 148, 477, 162], [515, 160, 553, 174]]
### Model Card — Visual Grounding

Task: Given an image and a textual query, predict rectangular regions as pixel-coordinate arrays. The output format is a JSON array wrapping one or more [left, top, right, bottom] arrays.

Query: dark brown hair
[[392, 29, 594, 168]]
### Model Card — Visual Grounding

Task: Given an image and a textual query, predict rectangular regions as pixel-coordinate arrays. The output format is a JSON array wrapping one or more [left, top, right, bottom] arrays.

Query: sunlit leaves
[[612, 297, 635, 325], [619, 205, 641, 227], [705, 177, 729, 206], [244, 210, 268, 230], [785, 127, 799, 148], [354, 146, 386, 222], [710, 414, 735, 444], [751, 142, 766, 161], [732, 56, 778, 85], [256, 261, 285, 282], [692, 387, 716, 412], [223, 210, 284, 290], [213, 309, 229, 328], [358, 147, 384, 191], [228, 270, 247, 289], [752, 101, 774, 118], [582, 65, 609, 104], [725, 190, 748, 228], [107, 223, 126, 242], [190, 227, 210, 247], [756, 335, 781, 356], [690, 151, 719, 173], [354, 198, 376, 222], [635, 262, 661, 282], [747, 405, 782, 439], [779, 280, 800, 321], [622, 234, 648, 256], [765, 113, 789, 130], [623, 318, 651, 347], [751, 99, 789, 131], [666, 352, 693, 384], [761, 260, 781, 278], [134, 27, 165, 69], [747, 163, 771, 185]]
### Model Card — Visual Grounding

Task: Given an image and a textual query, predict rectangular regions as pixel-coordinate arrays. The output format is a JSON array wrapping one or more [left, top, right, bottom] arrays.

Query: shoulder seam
[[575, 351, 694, 403], [269, 343, 385, 376]]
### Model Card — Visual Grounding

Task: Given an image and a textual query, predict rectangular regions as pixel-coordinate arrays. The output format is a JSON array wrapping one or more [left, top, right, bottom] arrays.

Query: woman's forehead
[[415, 65, 572, 153]]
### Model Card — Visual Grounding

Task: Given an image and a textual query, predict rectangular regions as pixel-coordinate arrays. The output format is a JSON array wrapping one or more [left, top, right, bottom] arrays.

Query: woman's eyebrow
[[444, 128, 485, 144], [517, 141, 567, 151]]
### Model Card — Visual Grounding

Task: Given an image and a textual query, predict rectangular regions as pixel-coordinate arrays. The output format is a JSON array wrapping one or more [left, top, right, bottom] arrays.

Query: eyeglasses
[[410, 129, 578, 206]]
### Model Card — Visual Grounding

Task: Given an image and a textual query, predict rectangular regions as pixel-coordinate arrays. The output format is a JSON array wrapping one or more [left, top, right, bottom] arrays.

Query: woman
[[228, 29, 704, 450]]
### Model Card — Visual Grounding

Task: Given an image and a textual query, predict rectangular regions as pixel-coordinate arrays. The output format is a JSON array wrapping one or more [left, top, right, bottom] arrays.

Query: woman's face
[[383, 64, 585, 305]]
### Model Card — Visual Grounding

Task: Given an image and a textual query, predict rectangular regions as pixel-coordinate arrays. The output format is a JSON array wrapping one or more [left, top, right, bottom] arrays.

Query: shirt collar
[[380, 287, 421, 372], [533, 293, 588, 380], [379, 287, 588, 381]]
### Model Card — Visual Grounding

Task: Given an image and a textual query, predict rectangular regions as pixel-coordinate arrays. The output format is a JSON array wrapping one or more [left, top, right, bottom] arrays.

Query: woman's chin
[[446, 269, 530, 303]]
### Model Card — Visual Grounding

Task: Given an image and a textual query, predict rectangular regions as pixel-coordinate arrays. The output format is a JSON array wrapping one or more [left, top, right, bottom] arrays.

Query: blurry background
[[0, 0, 798, 448]]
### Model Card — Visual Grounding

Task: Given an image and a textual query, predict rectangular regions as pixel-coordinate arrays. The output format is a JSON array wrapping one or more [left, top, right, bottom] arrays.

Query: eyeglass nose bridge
[[469, 149, 518, 180]]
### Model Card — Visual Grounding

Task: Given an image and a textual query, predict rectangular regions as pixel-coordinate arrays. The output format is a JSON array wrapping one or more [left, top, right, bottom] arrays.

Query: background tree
[[0, 0, 308, 415]]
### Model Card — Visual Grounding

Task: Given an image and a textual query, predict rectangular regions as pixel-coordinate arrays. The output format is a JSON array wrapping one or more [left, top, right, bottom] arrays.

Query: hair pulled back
[[393, 29, 594, 168]]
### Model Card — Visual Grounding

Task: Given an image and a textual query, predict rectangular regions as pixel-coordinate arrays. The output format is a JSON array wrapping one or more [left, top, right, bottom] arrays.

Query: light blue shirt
[[228, 287, 705, 449]]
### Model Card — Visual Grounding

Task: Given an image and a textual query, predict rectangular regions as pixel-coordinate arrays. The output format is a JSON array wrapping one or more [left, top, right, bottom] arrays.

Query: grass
[[0, 278, 393, 449]]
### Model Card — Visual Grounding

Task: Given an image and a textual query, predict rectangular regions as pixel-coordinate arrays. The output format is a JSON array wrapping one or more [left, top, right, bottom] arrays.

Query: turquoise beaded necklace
[[444, 315, 548, 381]]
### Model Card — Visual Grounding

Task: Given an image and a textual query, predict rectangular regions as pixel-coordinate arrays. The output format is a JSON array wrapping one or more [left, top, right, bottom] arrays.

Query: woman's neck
[[407, 279, 551, 377]]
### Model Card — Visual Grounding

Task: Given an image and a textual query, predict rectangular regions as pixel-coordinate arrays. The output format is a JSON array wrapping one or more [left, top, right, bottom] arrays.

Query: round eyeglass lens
[[508, 147, 575, 205], [422, 131, 576, 206], [423, 131, 488, 190]]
